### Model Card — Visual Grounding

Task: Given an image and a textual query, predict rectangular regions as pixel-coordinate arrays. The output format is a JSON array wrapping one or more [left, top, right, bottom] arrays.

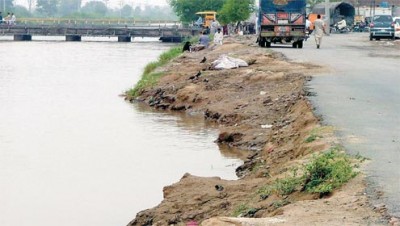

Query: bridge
[[0, 18, 201, 42]]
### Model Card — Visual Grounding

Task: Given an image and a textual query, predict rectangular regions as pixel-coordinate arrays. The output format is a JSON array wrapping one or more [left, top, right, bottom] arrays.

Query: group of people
[[0, 12, 17, 25], [189, 15, 327, 51], [188, 19, 224, 52], [306, 14, 327, 49]]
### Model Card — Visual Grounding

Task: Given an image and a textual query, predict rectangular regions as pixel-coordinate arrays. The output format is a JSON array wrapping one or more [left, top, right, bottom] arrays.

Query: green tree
[[120, 4, 132, 18], [36, 0, 59, 16], [13, 5, 32, 17], [81, 1, 107, 17], [2, 0, 14, 13], [168, 0, 225, 23], [218, 0, 255, 24], [59, 0, 81, 16], [133, 5, 141, 17]]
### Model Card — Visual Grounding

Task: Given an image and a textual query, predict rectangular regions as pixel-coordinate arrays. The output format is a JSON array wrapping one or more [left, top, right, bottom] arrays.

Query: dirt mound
[[126, 36, 387, 226]]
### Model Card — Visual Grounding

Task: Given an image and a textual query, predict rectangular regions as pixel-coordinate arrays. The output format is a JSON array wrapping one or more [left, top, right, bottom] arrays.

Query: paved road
[[273, 33, 400, 217]]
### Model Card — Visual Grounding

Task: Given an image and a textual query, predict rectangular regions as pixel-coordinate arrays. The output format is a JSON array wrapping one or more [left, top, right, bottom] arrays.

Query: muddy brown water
[[0, 37, 243, 226]]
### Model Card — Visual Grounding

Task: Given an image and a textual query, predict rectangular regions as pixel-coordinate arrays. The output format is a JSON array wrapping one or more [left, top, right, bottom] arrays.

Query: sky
[[15, 0, 168, 9]]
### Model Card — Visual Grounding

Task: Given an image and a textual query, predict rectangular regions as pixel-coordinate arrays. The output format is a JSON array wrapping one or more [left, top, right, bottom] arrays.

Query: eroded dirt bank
[[126, 36, 389, 226]]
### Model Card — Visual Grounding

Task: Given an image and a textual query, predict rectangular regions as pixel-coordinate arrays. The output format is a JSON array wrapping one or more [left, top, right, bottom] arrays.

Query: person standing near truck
[[305, 17, 312, 40], [213, 28, 223, 45], [314, 14, 326, 49]]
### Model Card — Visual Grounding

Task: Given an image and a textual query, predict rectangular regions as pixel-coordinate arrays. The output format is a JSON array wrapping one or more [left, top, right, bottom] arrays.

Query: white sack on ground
[[211, 55, 248, 70]]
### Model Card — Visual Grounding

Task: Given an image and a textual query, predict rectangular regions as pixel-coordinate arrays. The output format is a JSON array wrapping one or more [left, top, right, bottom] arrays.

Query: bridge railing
[[17, 18, 184, 28]]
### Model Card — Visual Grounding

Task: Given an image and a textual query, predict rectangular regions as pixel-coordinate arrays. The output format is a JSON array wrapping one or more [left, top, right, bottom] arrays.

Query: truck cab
[[258, 0, 306, 48]]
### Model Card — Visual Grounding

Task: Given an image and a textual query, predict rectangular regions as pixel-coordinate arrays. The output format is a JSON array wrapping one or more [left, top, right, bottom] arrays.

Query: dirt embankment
[[126, 36, 389, 226]]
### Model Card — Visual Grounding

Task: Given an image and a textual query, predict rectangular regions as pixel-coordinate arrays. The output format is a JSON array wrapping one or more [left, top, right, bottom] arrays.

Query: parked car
[[394, 17, 400, 39], [369, 15, 395, 40]]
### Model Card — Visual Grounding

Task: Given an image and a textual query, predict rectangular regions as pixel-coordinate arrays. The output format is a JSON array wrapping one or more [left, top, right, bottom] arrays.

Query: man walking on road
[[314, 14, 326, 49]]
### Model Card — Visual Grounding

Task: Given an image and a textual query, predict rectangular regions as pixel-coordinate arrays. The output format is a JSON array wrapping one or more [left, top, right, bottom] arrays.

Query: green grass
[[125, 45, 183, 98], [231, 203, 259, 217], [272, 199, 290, 208], [273, 177, 303, 195], [126, 72, 165, 98], [303, 148, 358, 195], [257, 172, 302, 198], [256, 147, 358, 198], [305, 134, 318, 143], [232, 203, 250, 217], [354, 152, 370, 162], [257, 184, 273, 198], [304, 126, 334, 143]]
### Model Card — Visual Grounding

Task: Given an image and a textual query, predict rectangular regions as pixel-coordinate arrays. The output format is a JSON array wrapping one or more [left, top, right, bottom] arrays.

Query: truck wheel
[[292, 42, 297, 48], [298, 41, 303, 48], [266, 42, 271, 48]]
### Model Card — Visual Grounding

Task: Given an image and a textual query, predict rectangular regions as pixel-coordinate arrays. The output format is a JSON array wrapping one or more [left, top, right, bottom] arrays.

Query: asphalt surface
[[273, 32, 400, 217]]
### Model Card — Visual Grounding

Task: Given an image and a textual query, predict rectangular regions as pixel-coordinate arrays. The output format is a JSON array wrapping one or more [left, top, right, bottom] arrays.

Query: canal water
[[0, 37, 243, 226]]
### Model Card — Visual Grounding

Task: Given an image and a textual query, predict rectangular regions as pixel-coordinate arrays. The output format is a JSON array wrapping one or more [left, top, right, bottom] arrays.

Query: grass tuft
[[125, 45, 183, 98], [256, 147, 358, 199], [232, 203, 250, 217], [303, 148, 358, 195]]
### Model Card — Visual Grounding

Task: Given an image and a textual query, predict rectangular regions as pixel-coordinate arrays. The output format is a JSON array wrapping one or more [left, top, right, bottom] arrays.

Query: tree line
[[3, 0, 354, 22], [168, 0, 255, 25], [4, 0, 177, 20], [167, 0, 351, 26]]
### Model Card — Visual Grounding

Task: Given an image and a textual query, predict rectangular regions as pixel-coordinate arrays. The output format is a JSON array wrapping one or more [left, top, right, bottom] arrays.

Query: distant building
[[346, 0, 400, 7], [347, 0, 400, 17]]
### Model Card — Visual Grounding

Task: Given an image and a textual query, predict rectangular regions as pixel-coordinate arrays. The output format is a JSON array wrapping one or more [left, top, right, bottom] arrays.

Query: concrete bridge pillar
[[14, 34, 32, 41], [66, 35, 81, 42], [118, 35, 131, 42]]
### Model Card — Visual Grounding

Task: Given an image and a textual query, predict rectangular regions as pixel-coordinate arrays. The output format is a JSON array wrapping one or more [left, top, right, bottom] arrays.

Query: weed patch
[[232, 203, 251, 217], [303, 148, 358, 195], [256, 148, 358, 199], [304, 126, 333, 143], [354, 152, 370, 162], [272, 199, 290, 208], [126, 45, 182, 98], [305, 134, 318, 143], [126, 72, 164, 98]]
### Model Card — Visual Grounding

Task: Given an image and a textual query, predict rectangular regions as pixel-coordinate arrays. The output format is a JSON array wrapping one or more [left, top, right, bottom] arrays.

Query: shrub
[[256, 148, 358, 199], [303, 149, 358, 195], [274, 177, 302, 196]]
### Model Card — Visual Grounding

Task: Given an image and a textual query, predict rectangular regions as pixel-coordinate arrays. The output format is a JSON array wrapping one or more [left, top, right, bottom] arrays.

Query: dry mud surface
[[126, 36, 392, 226]]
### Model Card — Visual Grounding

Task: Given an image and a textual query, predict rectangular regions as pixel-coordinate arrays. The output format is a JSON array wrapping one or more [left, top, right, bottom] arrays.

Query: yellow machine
[[195, 11, 217, 28], [354, 15, 365, 24]]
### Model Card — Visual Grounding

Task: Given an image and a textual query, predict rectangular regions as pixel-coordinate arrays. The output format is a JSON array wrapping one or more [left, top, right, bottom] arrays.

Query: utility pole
[[373, 0, 376, 17], [325, 0, 330, 34]]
